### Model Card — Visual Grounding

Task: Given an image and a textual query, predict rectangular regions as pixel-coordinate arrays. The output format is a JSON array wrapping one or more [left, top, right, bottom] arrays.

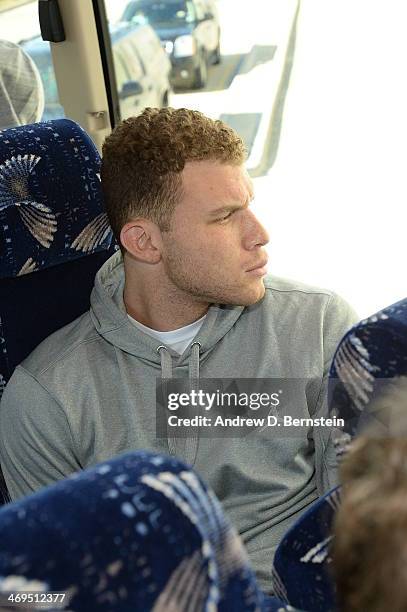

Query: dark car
[[121, 0, 221, 89], [21, 22, 172, 121]]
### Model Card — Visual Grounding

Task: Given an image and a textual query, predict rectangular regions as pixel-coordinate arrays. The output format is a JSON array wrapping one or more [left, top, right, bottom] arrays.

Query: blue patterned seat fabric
[[0, 119, 117, 397], [0, 450, 292, 612], [329, 297, 407, 443], [0, 119, 114, 277], [272, 298, 407, 611]]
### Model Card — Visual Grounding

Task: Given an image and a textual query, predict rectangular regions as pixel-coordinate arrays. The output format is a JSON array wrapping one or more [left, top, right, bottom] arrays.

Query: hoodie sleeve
[[312, 293, 359, 493], [0, 366, 82, 500]]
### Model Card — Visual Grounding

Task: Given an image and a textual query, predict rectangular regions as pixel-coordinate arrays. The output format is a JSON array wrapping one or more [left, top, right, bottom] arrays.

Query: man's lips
[[247, 258, 269, 272]]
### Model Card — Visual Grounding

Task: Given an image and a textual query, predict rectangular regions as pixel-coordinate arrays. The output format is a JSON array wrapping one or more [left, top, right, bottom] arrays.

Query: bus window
[[0, 0, 65, 125], [104, 1, 172, 119]]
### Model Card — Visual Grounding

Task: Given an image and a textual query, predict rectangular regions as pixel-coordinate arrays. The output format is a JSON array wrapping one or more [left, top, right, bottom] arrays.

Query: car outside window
[[131, 29, 157, 67], [123, 1, 196, 26], [120, 39, 144, 82], [113, 49, 131, 92]]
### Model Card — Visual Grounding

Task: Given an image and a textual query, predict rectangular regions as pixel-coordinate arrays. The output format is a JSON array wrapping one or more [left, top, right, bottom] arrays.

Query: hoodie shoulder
[[262, 274, 358, 322], [22, 311, 100, 377], [263, 274, 337, 297], [260, 274, 359, 346]]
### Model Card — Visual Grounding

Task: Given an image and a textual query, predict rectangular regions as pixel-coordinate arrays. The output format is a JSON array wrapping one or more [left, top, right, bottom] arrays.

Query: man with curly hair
[[0, 107, 357, 593]]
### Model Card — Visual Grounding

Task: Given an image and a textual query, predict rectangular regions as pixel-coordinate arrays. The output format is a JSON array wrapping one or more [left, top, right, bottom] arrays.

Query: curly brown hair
[[332, 429, 407, 611], [101, 107, 247, 246]]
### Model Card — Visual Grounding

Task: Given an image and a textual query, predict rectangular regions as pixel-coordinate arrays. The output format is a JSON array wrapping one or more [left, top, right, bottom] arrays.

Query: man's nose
[[244, 210, 270, 249]]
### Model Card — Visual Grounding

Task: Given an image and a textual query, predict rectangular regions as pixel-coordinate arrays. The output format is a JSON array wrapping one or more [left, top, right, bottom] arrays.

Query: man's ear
[[120, 220, 162, 263]]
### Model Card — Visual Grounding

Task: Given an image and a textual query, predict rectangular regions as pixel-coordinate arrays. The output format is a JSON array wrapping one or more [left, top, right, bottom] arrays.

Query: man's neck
[[125, 295, 209, 331], [123, 267, 209, 332]]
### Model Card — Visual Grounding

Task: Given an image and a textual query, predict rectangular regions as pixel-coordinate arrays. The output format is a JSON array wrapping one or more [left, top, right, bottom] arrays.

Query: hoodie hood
[[90, 250, 245, 377], [90, 251, 244, 370]]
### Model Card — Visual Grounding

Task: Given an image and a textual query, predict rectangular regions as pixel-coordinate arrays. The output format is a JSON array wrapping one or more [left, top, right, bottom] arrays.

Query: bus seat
[[0, 118, 117, 502], [272, 298, 407, 611]]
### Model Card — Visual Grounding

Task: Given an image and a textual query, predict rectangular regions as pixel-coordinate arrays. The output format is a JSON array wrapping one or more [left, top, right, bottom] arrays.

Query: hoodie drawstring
[[157, 341, 201, 381], [157, 342, 201, 465], [189, 341, 201, 380], [157, 345, 173, 379]]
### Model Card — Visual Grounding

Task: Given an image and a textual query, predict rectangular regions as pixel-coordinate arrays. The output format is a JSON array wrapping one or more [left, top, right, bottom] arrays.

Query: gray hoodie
[[0, 252, 358, 592]]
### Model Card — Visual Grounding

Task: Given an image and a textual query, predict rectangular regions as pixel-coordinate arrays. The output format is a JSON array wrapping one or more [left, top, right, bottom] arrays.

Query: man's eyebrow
[[208, 196, 254, 217]]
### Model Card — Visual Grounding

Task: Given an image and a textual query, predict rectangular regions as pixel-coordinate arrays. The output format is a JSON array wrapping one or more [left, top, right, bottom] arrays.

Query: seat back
[[0, 119, 117, 502]]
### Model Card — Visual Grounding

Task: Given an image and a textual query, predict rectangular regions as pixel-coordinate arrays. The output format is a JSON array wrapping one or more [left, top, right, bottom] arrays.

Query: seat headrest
[[329, 297, 407, 441], [0, 119, 114, 280]]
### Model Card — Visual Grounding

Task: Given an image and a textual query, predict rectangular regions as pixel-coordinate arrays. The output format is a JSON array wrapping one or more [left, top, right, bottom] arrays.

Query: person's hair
[[332, 431, 407, 612], [101, 107, 247, 247]]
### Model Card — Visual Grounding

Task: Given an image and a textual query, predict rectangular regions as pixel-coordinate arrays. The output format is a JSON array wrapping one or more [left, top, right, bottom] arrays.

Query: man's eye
[[219, 211, 233, 222]]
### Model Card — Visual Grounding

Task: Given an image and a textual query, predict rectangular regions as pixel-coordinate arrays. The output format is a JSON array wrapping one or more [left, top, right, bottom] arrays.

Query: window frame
[[91, 0, 121, 127]]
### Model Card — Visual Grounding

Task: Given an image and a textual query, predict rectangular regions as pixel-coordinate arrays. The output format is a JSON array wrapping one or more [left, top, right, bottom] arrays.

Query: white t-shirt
[[128, 313, 207, 354]]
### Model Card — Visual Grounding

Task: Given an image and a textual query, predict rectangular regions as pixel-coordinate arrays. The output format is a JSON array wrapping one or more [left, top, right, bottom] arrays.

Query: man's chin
[[241, 283, 266, 306], [217, 280, 266, 306]]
